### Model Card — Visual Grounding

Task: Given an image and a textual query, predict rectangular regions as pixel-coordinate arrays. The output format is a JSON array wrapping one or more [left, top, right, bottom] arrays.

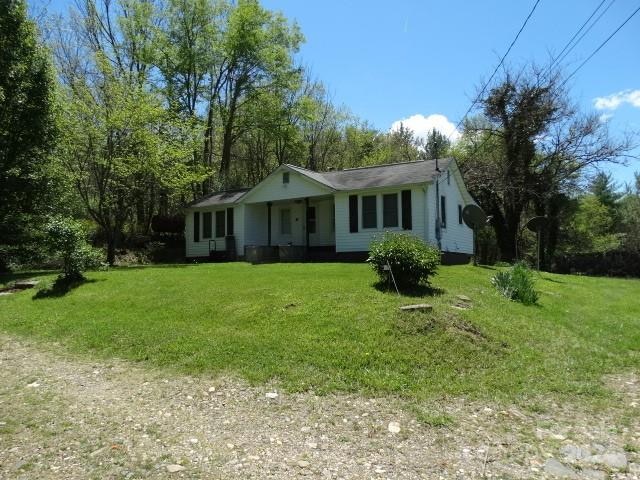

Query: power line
[[454, 0, 542, 132], [551, 0, 617, 72], [563, 3, 640, 85]]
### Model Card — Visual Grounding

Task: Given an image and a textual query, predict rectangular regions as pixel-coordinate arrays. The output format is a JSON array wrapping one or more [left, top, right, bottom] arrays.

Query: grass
[[0, 263, 639, 402]]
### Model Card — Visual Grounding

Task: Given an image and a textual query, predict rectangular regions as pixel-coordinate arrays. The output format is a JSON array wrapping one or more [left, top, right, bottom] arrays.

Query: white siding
[[334, 186, 426, 252], [243, 203, 268, 247], [185, 206, 243, 258], [425, 165, 474, 254], [242, 167, 332, 204]]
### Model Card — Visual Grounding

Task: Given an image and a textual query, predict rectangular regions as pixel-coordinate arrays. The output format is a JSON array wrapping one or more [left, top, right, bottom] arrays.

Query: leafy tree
[[0, 0, 58, 269], [565, 195, 621, 254], [457, 66, 632, 262], [422, 128, 451, 160], [46, 216, 103, 281]]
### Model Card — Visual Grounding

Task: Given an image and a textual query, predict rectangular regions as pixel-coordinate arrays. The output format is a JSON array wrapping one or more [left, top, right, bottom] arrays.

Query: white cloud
[[593, 89, 640, 111], [390, 113, 461, 142], [599, 112, 613, 123]]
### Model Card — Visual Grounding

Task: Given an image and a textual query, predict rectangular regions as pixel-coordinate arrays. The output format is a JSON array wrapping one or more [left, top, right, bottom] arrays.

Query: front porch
[[242, 195, 336, 262]]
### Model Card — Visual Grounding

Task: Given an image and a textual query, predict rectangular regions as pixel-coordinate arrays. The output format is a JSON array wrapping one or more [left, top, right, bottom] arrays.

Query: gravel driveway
[[0, 335, 638, 479]]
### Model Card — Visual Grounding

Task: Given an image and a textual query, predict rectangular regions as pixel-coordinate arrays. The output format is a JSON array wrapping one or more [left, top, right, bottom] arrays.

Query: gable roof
[[188, 188, 250, 208], [188, 158, 455, 207], [315, 158, 452, 190]]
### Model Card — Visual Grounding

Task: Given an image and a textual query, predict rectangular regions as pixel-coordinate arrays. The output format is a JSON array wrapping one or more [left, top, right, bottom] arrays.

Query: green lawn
[[1, 263, 638, 402]]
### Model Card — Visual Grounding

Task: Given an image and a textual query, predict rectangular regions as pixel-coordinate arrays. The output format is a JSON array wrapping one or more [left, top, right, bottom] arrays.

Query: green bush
[[368, 232, 441, 289], [491, 262, 539, 305], [46, 217, 104, 280]]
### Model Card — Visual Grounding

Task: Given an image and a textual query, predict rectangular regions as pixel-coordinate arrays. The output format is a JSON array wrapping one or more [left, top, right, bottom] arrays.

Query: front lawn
[[1, 263, 638, 401]]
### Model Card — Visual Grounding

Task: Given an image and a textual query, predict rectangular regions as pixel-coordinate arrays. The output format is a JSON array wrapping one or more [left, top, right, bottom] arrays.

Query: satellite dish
[[525, 216, 547, 233], [462, 204, 487, 267], [462, 204, 487, 230]]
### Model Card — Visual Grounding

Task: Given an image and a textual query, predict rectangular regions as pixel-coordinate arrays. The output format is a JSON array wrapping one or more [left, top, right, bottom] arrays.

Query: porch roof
[[188, 188, 250, 208]]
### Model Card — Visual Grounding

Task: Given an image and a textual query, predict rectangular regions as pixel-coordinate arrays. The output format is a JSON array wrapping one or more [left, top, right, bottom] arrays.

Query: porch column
[[305, 197, 310, 251], [267, 202, 272, 246]]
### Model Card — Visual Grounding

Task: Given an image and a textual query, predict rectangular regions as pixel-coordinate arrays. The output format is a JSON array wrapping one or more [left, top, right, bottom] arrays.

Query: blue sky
[[40, 0, 640, 185]]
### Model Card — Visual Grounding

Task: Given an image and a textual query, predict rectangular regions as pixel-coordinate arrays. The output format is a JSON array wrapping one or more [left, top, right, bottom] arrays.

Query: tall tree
[[422, 128, 451, 160], [0, 0, 59, 269], [457, 66, 632, 262]]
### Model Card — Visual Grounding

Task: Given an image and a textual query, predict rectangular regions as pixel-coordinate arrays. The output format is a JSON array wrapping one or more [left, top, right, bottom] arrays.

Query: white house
[[185, 158, 476, 263]]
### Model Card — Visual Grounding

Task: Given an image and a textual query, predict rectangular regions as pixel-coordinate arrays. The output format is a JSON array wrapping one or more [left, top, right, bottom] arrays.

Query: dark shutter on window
[[382, 193, 398, 227], [401, 190, 412, 230], [440, 195, 447, 228], [202, 212, 212, 239], [227, 208, 234, 235], [362, 195, 377, 229], [215, 210, 225, 237], [193, 211, 200, 242], [458, 205, 463, 225], [307, 206, 316, 234], [349, 195, 358, 233]]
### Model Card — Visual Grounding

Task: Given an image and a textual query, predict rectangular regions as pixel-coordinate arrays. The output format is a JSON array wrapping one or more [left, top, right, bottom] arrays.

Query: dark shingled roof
[[188, 188, 250, 208], [315, 158, 452, 190], [188, 159, 453, 207]]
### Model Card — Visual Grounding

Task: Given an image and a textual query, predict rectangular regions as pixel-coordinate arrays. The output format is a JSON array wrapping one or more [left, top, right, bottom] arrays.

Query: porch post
[[267, 202, 272, 246], [304, 197, 310, 252]]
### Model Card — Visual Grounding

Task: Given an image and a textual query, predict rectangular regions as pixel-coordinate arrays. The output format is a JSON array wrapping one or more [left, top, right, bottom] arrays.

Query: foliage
[[368, 233, 441, 289], [45, 217, 103, 280], [455, 65, 632, 264], [564, 195, 621, 254], [1, 264, 639, 403], [0, 0, 59, 270], [421, 128, 451, 160], [491, 262, 538, 305]]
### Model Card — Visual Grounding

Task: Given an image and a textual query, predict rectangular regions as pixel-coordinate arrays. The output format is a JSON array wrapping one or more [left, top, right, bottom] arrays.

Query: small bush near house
[[46, 217, 104, 281], [368, 232, 441, 290], [491, 262, 539, 305]]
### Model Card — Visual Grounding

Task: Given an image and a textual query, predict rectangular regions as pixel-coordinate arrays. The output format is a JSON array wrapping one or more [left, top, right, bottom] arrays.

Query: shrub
[[368, 232, 441, 289], [46, 217, 104, 280], [491, 262, 538, 305]]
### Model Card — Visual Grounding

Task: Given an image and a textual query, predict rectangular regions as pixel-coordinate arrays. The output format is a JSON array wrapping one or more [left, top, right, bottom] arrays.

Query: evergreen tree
[[0, 0, 58, 270]]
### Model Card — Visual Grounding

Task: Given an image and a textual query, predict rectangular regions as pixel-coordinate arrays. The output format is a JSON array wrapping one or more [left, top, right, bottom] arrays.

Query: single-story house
[[185, 158, 476, 263]]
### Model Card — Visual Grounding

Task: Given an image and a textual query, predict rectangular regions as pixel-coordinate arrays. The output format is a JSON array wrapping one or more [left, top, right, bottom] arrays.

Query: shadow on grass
[[475, 264, 497, 271], [373, 281, 445, 298], [0, 270, 53, 286], [33, 277, 100, 299], [539, 275, 565, 284]]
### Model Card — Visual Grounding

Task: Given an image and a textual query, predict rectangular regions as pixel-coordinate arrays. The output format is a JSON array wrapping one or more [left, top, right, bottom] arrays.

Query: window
[[440, 195, 447, 228], [307, 206, 316, 234], [458, 204, 463, 225], [215, 210, 225, 237], [280, 208, 291, 234], [348, 195, 358, 233], [193, 212, 200, 242], [226, 208, 234, 235], [282, 172, 290, 184], [202, 212, 212, 239], [362, 195, 377, 229], [401, 190, 412, 230], [382, 193, 398, 228]]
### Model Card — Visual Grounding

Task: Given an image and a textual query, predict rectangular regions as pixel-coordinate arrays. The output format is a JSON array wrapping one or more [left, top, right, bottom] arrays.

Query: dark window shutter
[[382, 193, 398, 227], [227, 208, 234, 235], [349, 195, 358, 233], [440, 195, 447, 228], [362, 195, 377, 229], [202, 212, 212, 239], [307, 206, 316, 234], [215, 210, 226, 237], [193, 211, 200, 242], [458, 205, 463, 225], [401, 190, 412, 230]]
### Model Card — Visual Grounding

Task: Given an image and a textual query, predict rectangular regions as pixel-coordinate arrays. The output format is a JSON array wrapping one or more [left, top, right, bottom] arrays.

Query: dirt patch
[[0, 335, 638, 479]]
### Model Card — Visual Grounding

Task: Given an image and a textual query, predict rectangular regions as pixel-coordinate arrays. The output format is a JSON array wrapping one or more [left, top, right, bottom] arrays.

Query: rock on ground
[[0, 335, 638, 479]]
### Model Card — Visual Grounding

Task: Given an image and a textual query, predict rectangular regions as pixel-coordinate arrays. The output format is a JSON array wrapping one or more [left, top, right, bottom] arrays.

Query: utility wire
[[563, 3, 640, 85], [551, 0, 617, 73], [454, 0, 542, 132]]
